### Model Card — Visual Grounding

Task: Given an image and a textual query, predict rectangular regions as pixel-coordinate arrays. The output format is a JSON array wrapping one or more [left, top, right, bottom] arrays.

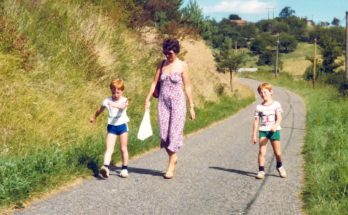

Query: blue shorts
[[107, 123, 128, 135]]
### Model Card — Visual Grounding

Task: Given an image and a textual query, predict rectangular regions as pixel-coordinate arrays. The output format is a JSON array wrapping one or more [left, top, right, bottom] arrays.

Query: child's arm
[[252, 117, 259, 144], [90, 106, 106, 123], [271, 111, 282, 132], [108, 99, 128, 109]]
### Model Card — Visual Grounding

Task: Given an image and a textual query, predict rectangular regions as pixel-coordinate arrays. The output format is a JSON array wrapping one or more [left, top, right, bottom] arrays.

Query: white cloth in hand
[[137, 110, 153, 141]]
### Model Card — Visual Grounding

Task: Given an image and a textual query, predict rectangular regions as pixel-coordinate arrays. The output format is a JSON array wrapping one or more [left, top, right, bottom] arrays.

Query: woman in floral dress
[[145, 38, 195, 179]]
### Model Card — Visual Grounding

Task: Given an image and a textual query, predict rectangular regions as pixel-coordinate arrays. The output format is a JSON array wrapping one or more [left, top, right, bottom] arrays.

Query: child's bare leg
[[271, 140, 287, 177], [270, 140, 282, 162], [119, 132, 129, 166], [258, 138, 268, 167], [104, 133, 117, 165], [256, 138, 268, 179]]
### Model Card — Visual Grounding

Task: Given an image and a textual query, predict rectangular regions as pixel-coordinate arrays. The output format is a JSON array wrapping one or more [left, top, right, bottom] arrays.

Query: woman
[[145, 38, 195, 179]]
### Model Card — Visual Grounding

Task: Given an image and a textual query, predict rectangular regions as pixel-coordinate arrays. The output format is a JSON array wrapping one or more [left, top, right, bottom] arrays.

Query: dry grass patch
[[282, 59, 311, 76], [281, 43, 316, 76]]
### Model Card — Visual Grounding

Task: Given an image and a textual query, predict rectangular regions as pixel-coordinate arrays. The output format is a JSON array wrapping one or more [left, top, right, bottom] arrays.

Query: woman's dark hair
[[162, 38, 180, 54]]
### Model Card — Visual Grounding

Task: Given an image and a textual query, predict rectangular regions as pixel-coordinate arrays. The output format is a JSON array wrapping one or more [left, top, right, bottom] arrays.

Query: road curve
[[15, 78, 306, 215]]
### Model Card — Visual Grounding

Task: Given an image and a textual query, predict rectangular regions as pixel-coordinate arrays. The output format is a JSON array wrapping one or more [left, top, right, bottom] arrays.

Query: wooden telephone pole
[[275, 37, 280, 77], [313, 38, 317, 88]]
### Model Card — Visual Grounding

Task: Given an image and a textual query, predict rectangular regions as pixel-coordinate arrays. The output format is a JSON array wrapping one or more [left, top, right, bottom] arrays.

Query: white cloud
[[203, 0, 274, 15]]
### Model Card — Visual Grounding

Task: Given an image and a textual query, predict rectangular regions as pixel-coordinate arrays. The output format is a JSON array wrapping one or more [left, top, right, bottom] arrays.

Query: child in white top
[[90, 79, 129, 178], [252, 83, 287, 179]]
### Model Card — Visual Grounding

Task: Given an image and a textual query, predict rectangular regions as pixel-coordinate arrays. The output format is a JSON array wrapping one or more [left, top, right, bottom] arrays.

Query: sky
[[182, 0, 347, 25]]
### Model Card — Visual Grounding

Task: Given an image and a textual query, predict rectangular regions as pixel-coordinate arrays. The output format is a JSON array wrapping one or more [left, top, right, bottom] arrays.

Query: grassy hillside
[[0, 0, 253, 210], [281, 42, 316, 77], [238, 43, 317, 77]]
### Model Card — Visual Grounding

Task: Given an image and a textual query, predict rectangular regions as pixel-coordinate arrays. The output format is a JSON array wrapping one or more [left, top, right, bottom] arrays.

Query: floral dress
[[158, 72, 186, 152]]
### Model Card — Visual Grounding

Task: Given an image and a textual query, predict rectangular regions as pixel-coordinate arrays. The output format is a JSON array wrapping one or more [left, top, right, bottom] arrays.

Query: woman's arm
[[145, 62, 163, 110], [182, 61, 195, 120]]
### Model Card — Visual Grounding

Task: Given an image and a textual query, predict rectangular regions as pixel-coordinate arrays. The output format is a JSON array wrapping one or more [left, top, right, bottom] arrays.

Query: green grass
[[240, 71, 348, 214], [283, 42, 316, 59]]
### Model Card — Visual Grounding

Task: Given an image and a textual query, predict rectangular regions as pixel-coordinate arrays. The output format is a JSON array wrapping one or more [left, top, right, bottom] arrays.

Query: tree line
[[93, 0, 346, 88]]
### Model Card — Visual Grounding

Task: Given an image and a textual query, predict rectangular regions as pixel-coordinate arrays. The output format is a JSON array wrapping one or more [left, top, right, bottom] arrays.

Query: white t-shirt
[[254, 101, 283, 131], [102, 96, 129, 126]]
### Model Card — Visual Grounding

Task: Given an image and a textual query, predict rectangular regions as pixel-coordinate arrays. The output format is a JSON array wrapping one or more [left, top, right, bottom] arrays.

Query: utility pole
[[313, 38, 317, 88], [346, 12, 348, 80], [275, 37, 280, 77], [235, 41, 238, 53], [267, 8, 275, 20]]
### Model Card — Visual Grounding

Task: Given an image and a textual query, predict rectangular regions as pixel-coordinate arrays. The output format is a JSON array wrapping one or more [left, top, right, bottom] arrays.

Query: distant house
[[230, 19, 247, 26], [237, 68, 258, 73]]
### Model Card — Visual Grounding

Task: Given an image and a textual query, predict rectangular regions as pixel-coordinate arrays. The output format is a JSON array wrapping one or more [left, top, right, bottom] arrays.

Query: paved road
[[15, 79, 306, 215]]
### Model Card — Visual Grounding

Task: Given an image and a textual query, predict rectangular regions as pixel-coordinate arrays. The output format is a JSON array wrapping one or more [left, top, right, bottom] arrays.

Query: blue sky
[[182, 0, 347, 25]]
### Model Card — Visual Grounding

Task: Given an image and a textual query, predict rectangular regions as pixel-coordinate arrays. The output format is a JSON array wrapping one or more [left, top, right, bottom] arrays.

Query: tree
[[303, 59, 324, 81], [331, 17, 340, 26], [279, 33, 297, 53], [181, 0, 205, 32], [256, 19, 275, 32], [257, 50, 274, 65], [279, 6, 295, 18], [277, 16, 308, 41], [221, 37, 233, 50], [271, 21, 290, 34], [319, 21, 330, 27], [215, 48, 245, 91], [321, 37, 342, 73], [211, 34, 224, 49], [238, 23, 257, 40], [229, 14, 241, 20], [250, 37, 267, 55], [139, 0, 183, 34]]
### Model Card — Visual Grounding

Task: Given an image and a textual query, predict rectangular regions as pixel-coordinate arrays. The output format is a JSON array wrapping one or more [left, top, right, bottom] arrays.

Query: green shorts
[[259, 130, 281, 141]]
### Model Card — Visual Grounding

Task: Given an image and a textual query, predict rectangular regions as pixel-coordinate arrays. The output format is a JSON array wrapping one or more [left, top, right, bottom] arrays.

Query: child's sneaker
[[120, 169, 129, 178], [99, 166, 110, 178], [277, 166, 287, 178], [256, 171, 265, 179]]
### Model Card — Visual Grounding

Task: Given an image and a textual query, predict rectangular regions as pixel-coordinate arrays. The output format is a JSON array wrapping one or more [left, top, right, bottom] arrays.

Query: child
[[90, 79, 130, 178], [252, 83, 287, 179]]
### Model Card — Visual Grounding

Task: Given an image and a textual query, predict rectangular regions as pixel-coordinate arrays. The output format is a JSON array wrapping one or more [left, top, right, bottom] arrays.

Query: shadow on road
[[87, 161, 104, 179], [209, 166, 256, 177], [110, 166, 164, 177], [210, 166, 280, 178]]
